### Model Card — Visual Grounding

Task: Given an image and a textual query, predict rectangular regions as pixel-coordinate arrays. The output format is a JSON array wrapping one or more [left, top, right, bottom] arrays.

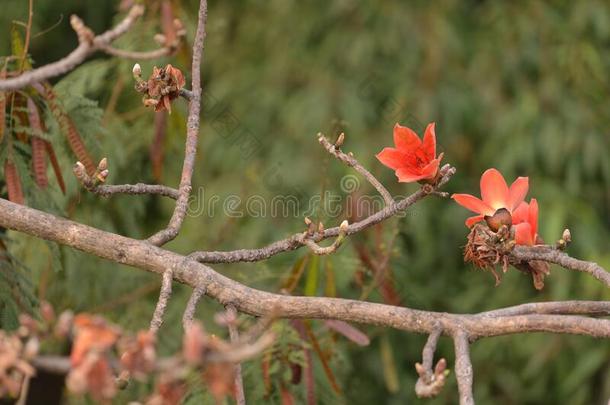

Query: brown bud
[[318, 222, 325, 234], [304, 217, 312, 226]]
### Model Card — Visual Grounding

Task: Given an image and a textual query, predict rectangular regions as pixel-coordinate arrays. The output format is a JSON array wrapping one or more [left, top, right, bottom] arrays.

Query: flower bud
[[434, 358, 447, 374], [304, 217, 312, 226], [335, 132, 345, 148], [97, 157, 108, 172], [562, 228, 571, 244], [339, 220, 349, 233], [132, 63, 142, 78], [318, 222, 325, 234]]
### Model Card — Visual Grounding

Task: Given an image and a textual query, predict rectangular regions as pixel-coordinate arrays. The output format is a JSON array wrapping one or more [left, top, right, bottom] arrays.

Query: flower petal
[[376, 148, 406, 170], [393, 123, 421, 151], [451, 194, 494, 216], [419, 156, 441, 179], [512, 201, 529, 224], [480, 168, 509, 210], [508, 176, 529, 211], [422, 122, 436, 160], [465, 214, 485, 227], [514, 222, 534, 245], [395, 168, 427, 183], [528, 198, 538, 238]]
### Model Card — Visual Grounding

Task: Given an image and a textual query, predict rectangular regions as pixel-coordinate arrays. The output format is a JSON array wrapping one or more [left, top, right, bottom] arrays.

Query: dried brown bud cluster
[[134, 64, 186, 113]]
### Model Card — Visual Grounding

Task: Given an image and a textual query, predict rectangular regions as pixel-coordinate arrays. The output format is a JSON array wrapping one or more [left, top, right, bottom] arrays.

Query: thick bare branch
[[453, 331, 474, 405], [2, 198, 610, 341], [318, 133, 393, 206], [147, 0, 208, 246], [511, 245, 610, 288], [189, 164, 456, 263], [0, 6, 145, 91]]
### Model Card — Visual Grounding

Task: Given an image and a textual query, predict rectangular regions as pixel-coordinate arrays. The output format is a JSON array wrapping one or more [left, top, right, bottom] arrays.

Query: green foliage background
[[1, 0, 610, 404]]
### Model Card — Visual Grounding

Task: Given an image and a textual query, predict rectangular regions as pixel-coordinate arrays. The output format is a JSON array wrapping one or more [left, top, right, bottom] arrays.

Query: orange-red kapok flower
[[512, 199, 539, 245], [452, 168, 528, 227], [376, 123, 444, 183]]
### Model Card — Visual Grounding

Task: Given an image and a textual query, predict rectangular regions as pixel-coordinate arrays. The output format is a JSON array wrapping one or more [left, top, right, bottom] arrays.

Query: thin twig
[[182, 287, 205, 330], [318, 133, 394, 206], [16, 375, 30, 405], [149, 269, 174, 334], [189, 164, 456, 263], [147, 0, 208, 246], [18, 0, 34, 74], [478, 300, 610, 318], [511, 245, 610, 288], [226, 305, 246, 405], [453, 331, 474, 405], [97, 44, 173, 60], [0, 5, 145, 91], [92, 183, 179, 199]]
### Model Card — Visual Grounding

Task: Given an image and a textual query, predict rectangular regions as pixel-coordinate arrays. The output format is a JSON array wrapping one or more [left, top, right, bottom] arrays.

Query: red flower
[[376, 123, 444, 183], [452, 168, 528, 227], [512, 199, 539, 245]]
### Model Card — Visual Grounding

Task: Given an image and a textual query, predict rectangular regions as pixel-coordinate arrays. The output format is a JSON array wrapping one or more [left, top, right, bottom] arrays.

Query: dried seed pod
[[4, 159, 24, 204]]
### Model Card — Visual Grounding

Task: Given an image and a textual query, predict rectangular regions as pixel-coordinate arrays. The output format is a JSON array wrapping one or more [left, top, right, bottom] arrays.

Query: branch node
[[303, 220, 349, 255], [70, 15, 94, 44]]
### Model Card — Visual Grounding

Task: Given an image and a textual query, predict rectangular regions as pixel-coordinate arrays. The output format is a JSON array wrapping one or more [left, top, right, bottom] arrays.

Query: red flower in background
[[452, 168, 528, 227], [512, 199, 539, 245], [376, 123, 443, 183]]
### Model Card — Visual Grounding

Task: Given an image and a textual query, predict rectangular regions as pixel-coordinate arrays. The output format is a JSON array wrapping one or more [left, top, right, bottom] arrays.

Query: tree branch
[[453, 331, 474, 405], [149, 269, 173, 334], [0, 5, 146, 91], [477, 300, 610, 318], [92, 183, 179, 199], [97, 44, 173, 60], [226, 305, 246, 405], [182, 287, 205, 330], [511, 245, 610, 288], [147, 0, 207, 246], [415, 326, 448, 398], [318, 133, 393, 206], [2, 198, 610, 341], [189, 164, 456, 263]]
